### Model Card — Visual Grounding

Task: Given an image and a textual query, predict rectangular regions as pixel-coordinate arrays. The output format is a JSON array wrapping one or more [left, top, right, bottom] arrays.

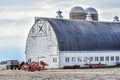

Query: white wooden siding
[[60, 51, 120, 68], [26, 20, 59, 69]]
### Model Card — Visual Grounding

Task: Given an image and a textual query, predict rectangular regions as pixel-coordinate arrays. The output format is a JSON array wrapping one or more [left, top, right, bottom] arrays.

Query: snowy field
[[0, 68, 120, 80]]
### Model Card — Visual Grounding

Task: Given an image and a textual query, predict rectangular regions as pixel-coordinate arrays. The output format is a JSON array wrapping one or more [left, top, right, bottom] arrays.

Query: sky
[[0, 0, 120, 61]]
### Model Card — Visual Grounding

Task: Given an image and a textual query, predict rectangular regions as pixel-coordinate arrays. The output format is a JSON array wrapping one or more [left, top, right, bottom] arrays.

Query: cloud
[[0, 18, 31, 26], [1, 0, 119, 21], [0, 0, 38, 6], [0, 18, 32, 56], [0, 0, 120, 61]]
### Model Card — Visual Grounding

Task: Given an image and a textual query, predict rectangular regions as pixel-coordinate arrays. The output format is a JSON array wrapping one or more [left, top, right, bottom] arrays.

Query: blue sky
[[0, 0, 120, 61]]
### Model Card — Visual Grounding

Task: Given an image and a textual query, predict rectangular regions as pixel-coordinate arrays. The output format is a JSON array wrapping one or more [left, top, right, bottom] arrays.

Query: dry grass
[[0, 68, 120, 80]]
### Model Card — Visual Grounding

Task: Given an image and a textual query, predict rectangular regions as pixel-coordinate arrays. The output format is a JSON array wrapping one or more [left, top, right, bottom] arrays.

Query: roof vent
[[113, 16, 119, 23], [56, 10, 63, 19], [86, 12, 93, 21]]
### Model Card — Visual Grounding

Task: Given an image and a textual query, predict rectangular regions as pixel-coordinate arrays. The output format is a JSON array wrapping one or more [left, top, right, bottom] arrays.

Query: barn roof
[[41, 18, 120, 51]]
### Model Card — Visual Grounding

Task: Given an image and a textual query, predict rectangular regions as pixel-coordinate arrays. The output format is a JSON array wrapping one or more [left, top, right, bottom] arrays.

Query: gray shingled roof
[[42, 18, 120, 51]]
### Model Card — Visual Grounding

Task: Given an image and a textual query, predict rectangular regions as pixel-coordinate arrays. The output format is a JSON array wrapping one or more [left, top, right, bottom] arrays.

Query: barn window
[[90, 57, 93, 61], [28, 58, 31, 63], [65, 57, 70, 62], [83, 57, 87, 62], [72, 57, 76, 62], [106, 56, 109, 61], [116, 56, 119, 61], [78, 57, 82, 62], [53, 57, 57, 63], [111, 56, 114, 61], [100, 56, 104, 61], [95, 57, 99, 61]]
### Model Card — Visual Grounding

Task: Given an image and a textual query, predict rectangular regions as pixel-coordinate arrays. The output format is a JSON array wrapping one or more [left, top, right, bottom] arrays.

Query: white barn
[[25, 17, 120, 69]]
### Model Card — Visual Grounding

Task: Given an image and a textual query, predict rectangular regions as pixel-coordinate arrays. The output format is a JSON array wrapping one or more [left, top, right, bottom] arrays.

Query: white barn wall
[[60, 51, 120, 68], [26, 20, 59, 69]]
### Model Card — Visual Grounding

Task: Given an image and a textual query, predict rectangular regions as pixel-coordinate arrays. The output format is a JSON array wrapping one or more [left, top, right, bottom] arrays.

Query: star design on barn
[[38, 25, 44, 32]]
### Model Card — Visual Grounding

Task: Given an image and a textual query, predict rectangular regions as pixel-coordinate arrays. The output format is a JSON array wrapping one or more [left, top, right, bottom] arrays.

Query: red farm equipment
[[85, 63, 105, 68], [20, 61, 48, 71]]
